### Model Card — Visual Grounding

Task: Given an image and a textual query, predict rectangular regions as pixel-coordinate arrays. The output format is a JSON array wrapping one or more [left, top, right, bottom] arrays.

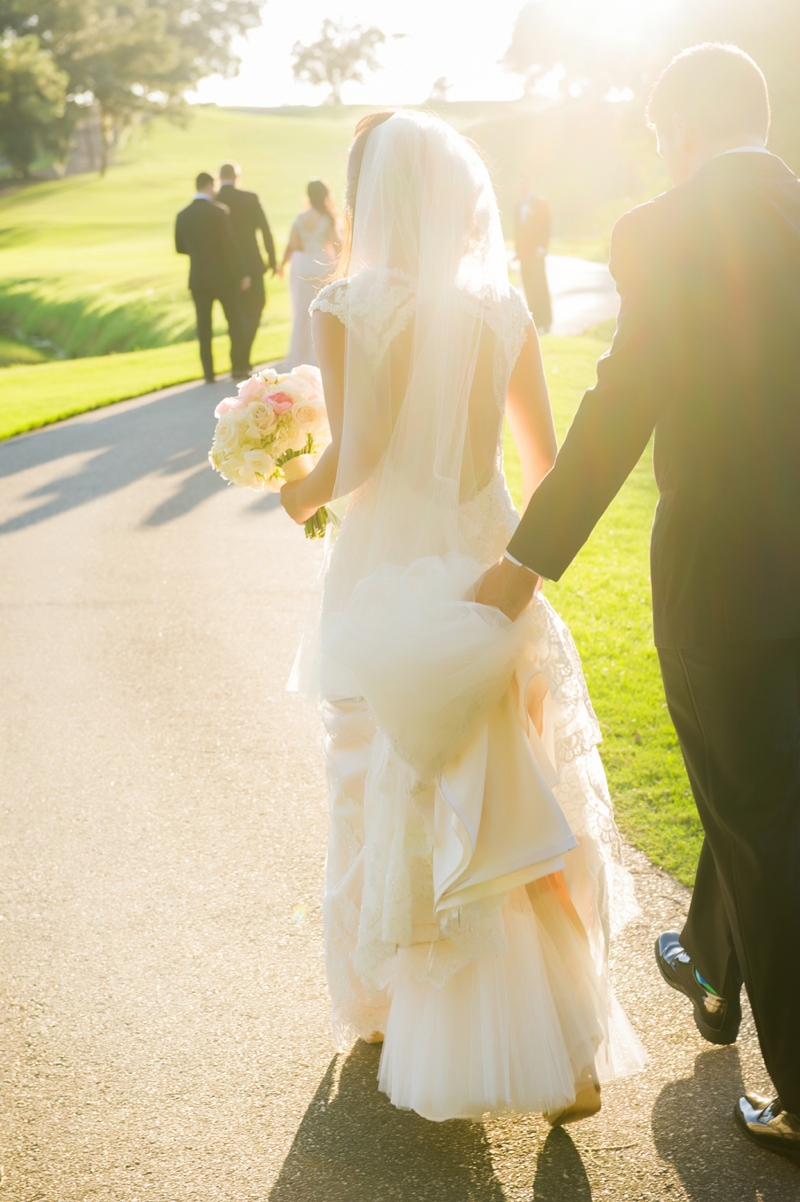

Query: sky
[[191, 0, 677, 109]]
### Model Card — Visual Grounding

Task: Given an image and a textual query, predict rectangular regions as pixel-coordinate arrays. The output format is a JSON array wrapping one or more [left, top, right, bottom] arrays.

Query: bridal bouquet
[[208, 365, 331, 538]]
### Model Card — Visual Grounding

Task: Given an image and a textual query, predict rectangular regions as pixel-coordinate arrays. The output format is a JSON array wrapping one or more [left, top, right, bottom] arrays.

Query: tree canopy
[[291, 19, 391, 106], [0, 0, 264, 175]]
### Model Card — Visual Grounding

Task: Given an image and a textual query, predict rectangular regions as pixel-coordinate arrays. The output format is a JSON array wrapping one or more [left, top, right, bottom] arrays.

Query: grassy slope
[[504, 335, 700, 887], [0, 107, 363, 357]]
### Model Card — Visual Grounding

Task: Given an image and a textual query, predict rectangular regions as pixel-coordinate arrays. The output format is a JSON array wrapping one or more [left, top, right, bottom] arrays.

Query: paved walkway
[[1, 379, 797, 1201], [546, 255, 619, 336]]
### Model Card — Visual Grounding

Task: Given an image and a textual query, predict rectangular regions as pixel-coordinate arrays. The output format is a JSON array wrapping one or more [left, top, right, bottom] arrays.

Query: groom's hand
[[475, 556, 540, 620]]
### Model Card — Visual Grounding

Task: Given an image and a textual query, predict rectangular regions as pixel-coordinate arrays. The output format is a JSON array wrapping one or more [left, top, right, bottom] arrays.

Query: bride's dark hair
[[334, 111, 395, 278]]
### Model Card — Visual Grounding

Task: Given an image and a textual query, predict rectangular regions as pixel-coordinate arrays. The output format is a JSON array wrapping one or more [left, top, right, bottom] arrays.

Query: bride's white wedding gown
[[295, 273, 645, 1123]]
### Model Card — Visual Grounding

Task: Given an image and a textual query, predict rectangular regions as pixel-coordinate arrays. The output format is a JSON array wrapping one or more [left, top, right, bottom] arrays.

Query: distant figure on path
[[217, 161, 277, 372], [175, 172, 251, 384], [515, 182, 552, 332], [280, 179, 340, 369]]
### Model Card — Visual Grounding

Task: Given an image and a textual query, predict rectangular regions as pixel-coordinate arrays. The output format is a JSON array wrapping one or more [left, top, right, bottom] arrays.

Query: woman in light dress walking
[[280, 179, 341, 369]]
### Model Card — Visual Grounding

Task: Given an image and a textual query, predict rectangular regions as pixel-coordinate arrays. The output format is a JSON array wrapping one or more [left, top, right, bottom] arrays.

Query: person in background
[[217, 161, 277, 372], [280, 179, 341, 369], [175, 171, 250, 384], [515, 180, 553, 332]]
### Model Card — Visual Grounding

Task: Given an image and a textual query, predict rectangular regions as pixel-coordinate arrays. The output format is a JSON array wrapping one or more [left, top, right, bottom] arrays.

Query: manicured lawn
[[0, 320, 289, 439], [505, 333, 701, 888], [0, 106, 368, 358]]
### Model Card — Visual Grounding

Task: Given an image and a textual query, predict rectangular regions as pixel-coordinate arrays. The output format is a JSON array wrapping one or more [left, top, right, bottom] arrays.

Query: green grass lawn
[[505, 334, 701, 888], [0, 106, 370, 359], [0, 320, 289, 438]]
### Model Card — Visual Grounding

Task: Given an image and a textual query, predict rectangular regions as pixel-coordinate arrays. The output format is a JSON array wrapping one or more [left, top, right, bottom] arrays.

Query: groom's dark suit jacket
[[175, 197, 246, 293], [216, 183, 277, 277], [507, 150, 800, 648]]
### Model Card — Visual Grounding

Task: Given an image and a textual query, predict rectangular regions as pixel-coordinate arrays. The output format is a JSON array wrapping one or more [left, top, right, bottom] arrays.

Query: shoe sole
[[734, 1104, 800, 1166], [654, 938, 740, 1046]]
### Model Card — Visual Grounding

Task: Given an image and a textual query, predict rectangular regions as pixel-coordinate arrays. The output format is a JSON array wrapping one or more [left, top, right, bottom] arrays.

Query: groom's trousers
[[191, 287, 249, 381], [659, 639, 800, 1114]]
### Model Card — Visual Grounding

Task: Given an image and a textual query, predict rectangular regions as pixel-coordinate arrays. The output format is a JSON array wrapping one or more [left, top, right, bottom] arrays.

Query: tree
[[427, 76, 451, 104], [502, 0, 657, 101], [291, 19, 391, 106], [0, 32, 67, 176], [0, 0, 265, 174]]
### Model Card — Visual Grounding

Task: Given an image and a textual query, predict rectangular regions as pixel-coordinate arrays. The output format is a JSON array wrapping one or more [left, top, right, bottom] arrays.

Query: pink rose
[[237, 376, 270, 404], [214, 396, 239, 418], [268, 390, 294, 414]]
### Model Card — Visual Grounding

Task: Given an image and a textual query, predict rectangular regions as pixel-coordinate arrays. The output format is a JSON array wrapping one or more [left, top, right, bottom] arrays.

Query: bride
[[281, 110, 644, 1123]]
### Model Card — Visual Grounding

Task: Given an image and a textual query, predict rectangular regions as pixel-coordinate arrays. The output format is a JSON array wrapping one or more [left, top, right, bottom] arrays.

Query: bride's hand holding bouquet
[[207, 364, 332, 538]]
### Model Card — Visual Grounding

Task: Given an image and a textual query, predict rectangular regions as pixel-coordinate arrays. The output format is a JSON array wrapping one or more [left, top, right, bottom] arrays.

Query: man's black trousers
[[239, 275, 266, 369], [191, 287, 248, 380], [659, 640, 800, 1113]]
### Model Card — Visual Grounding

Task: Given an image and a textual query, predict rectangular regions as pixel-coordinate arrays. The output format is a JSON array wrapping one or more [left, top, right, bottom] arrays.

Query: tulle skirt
[[322, 695, 645, 1123], [380, 882, 606, 1121]]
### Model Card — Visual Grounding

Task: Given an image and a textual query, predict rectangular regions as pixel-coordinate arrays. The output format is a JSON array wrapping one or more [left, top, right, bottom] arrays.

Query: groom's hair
[[647, 43, 770, 143], [195, 172, 214, 191]]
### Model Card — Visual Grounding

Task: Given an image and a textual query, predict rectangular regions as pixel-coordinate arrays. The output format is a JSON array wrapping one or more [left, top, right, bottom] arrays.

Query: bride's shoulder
[[468, 286, 534, 364], [311, 268, 417, 356], [310, 276, 349, 323]]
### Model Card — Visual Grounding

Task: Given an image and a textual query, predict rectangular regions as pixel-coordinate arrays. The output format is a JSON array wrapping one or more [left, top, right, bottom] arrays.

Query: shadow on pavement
[[652, 1047, 800, 1200], [0, 381, 230, 535], [268, 1041, 508, 1202], [532, 1128, 592, 1199]]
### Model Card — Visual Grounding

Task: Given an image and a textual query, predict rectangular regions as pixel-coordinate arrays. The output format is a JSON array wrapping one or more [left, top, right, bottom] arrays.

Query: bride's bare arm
[[280, 310, 344, 524], [505, 327, 557, 507]]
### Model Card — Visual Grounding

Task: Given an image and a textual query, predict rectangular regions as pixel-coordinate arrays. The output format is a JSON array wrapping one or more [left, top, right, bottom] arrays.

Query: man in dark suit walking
[[217, 161, 277, 371], [478, 44, 800, 1160], [175, 171, 251, 384]]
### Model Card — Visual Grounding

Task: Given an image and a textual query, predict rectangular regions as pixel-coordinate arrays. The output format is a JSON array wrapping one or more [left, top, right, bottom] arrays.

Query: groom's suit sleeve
[[507, 203, 676, 579]]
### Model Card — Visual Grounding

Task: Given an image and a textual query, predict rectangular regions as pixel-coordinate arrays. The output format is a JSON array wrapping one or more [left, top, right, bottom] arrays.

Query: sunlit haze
[[191, 0, 678, 109]]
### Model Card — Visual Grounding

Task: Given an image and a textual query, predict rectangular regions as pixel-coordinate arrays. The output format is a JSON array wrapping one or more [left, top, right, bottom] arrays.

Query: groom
[[479, 43, 800, 1161]]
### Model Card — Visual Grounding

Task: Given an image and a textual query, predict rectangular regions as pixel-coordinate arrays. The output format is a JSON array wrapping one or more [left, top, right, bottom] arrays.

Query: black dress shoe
[[735, 1094, 800, 1165], [655, 932, 741, 1045], [204, 375, 216, 384]]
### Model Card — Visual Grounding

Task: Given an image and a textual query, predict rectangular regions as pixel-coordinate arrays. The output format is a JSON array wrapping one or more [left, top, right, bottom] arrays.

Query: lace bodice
[[292, 212, 335, 256], [310, 269, 533, 410]]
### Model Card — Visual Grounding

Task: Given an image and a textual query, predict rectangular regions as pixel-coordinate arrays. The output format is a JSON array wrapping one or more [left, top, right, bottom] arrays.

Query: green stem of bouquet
[[304, 507, 329, 540], [277, 435, 331, 541]]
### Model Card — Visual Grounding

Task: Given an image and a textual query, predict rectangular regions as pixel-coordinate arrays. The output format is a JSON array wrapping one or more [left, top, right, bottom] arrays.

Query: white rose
[[231, 457, 258, 488], [292, 364, 324, 402], [215, 413, 241, 454], [247, 400, 278, 438], [292, 397, 328, 434], [208, 445, 226, 472], [244, 449, 274, 481], [281, 423, 311, 453]]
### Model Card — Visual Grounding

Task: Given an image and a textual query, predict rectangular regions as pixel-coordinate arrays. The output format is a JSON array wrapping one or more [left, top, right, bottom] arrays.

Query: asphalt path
[[546, 255, 619, 336], [1, 375, 798, 1201]]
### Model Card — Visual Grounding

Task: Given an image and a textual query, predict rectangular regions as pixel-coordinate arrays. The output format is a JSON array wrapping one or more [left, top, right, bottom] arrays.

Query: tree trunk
[[98, 105, 114, 177]]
